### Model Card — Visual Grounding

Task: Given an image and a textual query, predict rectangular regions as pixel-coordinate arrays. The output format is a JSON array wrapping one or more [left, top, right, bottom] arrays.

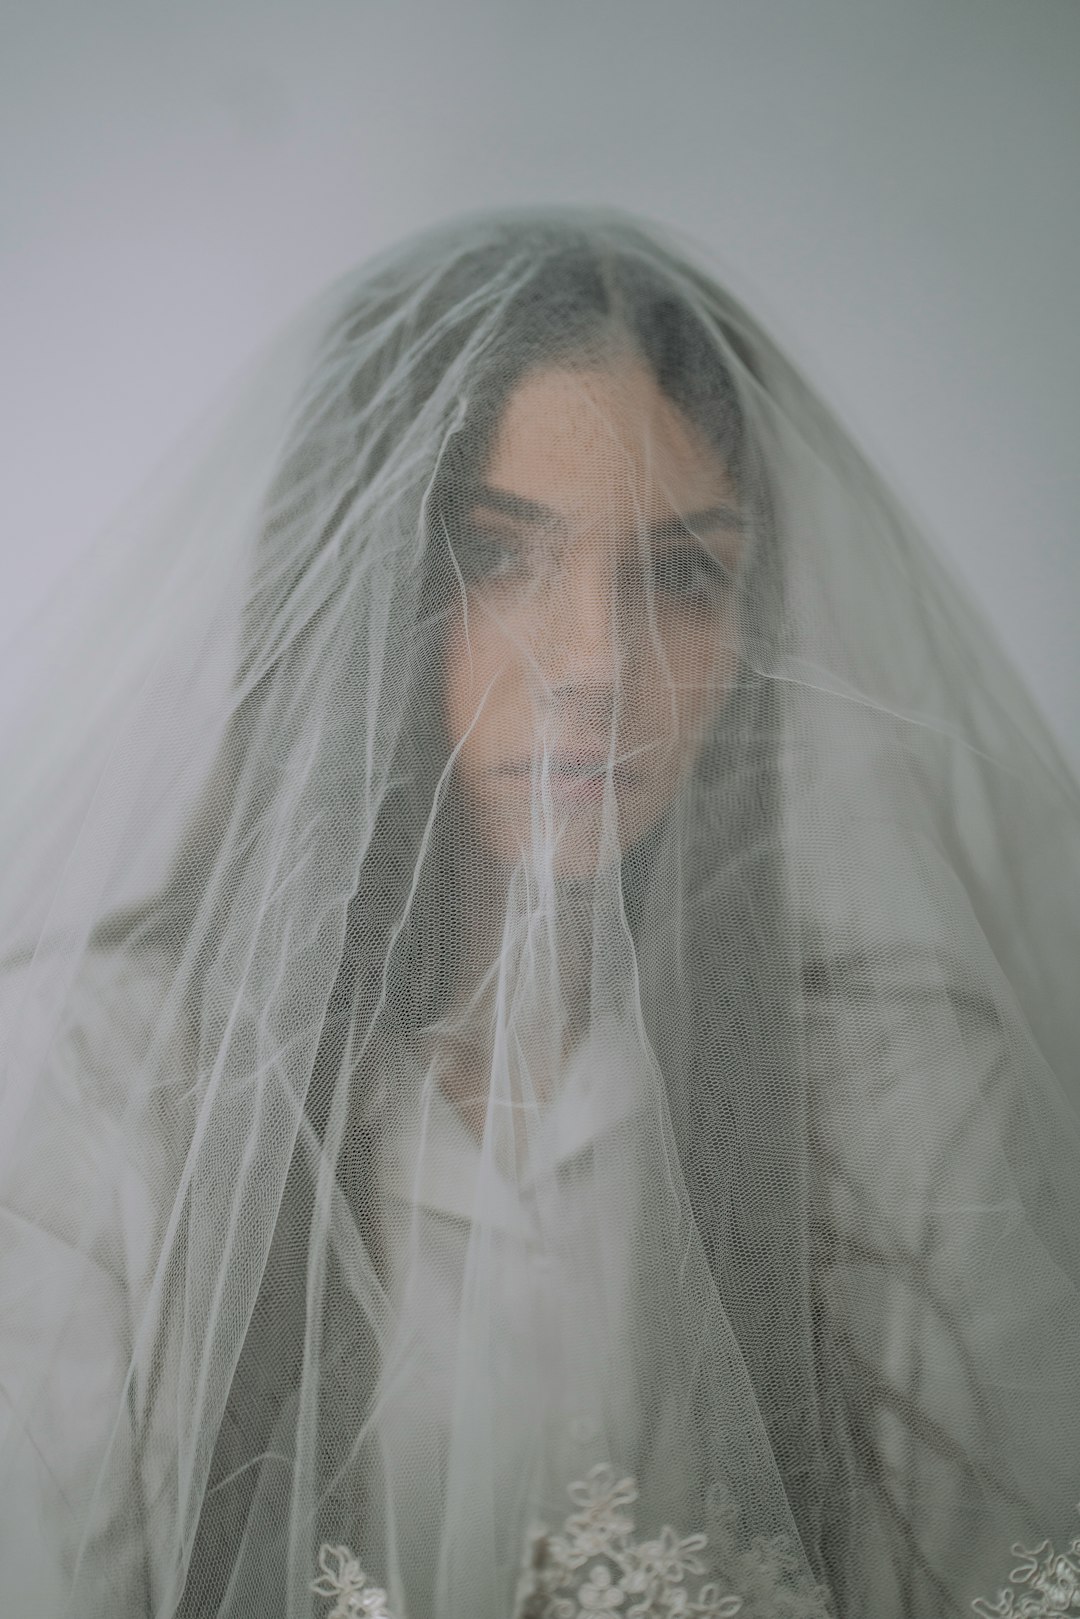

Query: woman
[[1, 208, 1078, 1619]]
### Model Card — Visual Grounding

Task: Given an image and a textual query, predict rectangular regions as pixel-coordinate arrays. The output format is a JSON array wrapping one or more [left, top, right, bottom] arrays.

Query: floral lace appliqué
[[971, 1504, 1080, 1618], [312, 1464, 834, 1619], [512, 1464, 745, 1619], [311, 1543, 396, 1619]]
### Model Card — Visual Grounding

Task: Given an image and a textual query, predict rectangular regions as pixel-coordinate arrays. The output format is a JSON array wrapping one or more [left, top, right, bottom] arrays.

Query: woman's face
[[442, 356, 745, 877]]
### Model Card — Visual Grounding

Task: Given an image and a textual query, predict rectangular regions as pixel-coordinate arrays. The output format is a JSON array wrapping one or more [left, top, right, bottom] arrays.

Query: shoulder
[[0, 942, 174, 1091], [0, 947, 174, 1609], [801, 944, 1009, 1186], [0, 945, 178, 1286]]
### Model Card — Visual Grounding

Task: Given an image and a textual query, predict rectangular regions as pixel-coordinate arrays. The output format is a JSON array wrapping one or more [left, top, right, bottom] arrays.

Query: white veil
[[1, 207, 1079, 1619]]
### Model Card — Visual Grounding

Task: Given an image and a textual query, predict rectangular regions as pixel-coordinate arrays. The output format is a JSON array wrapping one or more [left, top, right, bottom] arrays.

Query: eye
[[451, 525, 525, 585], [648, 543, 734, 606]]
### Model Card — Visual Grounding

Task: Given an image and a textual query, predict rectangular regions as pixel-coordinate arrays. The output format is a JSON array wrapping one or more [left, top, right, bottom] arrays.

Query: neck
[[429, 861, 606, 1121]]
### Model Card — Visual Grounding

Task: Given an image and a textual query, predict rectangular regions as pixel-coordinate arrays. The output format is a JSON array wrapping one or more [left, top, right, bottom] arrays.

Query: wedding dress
[[1, 206, 1078, 1619]]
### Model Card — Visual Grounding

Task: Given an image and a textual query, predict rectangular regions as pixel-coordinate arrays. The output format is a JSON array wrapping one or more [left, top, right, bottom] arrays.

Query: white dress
[[3, 954, 1080, 1617], [370, 1018, 656, 1618]]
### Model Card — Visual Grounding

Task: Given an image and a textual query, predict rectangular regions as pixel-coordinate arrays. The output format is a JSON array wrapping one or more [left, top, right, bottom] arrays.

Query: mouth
[[497, 753, 640, 801]]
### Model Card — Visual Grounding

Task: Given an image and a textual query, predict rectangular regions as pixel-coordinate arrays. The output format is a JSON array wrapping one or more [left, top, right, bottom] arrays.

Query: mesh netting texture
[[2, 209, 1079, 1619]]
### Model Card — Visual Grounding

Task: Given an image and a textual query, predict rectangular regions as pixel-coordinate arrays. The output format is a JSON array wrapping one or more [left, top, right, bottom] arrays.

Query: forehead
[[483, 361, 737, 520]]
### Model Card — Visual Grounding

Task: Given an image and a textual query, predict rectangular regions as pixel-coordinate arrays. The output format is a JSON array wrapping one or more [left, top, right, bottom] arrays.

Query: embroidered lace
[[971, 1505, 1080, 1619], [312, 1466, 837, 1619]]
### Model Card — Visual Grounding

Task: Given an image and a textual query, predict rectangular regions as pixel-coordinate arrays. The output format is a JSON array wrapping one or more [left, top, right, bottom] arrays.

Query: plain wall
[[3, 0, 1079, 768]]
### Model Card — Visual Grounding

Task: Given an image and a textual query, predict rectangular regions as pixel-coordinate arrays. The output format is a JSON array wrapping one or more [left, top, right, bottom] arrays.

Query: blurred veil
[[1, 207, 1079, 1619]]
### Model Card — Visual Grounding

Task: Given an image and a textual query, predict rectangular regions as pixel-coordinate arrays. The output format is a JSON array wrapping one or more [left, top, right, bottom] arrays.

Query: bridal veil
[[1, 207, 1078, 1619]]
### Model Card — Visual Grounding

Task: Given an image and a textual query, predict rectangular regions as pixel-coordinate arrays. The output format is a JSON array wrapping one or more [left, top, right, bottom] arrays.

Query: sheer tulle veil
[[1, 207, 1078, 1619]]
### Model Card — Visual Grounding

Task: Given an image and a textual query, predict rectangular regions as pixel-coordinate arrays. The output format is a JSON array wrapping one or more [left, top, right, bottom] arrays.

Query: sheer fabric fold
[[1, 207, 1078, 1619]]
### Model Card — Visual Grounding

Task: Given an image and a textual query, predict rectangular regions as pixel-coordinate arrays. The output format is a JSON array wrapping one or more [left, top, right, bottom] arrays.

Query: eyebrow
[[470, 484, 743, 539]]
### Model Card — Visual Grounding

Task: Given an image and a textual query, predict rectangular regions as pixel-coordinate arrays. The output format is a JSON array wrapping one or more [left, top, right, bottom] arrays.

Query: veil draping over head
[[1, 208, 1079, 1619]]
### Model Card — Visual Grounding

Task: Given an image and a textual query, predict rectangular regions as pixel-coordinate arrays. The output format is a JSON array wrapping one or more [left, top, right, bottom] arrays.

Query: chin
[[486, 805, 647, 883]]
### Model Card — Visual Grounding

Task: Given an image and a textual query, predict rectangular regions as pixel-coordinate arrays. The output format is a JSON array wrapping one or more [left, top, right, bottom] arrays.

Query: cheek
[[638, 615, 738, 747], [442, 606, 524, 763], [443, 601, 737, 765]]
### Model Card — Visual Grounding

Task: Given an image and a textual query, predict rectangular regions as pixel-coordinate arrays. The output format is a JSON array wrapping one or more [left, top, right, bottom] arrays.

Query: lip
[[497, 755, 639, 801]]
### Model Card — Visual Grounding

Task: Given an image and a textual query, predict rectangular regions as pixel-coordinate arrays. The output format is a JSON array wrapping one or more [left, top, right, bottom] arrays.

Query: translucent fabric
[[1, 207, 1079, 1619]]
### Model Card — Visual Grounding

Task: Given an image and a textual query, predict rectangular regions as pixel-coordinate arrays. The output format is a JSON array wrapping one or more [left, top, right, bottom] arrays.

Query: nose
[[537, 547, 622, 698]]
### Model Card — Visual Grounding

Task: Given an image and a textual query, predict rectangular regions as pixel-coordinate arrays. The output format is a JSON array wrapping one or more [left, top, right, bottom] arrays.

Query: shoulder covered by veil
[[1, 206, 1079, 1619]]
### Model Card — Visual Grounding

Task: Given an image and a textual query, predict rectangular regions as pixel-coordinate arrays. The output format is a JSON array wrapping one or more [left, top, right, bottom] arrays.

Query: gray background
[[3, 0, 1079, 769]]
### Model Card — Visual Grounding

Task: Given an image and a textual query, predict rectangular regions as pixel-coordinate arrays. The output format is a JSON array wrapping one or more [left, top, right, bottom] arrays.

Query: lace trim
[[312, 1464, 834, 1619], [312, 1489, 1080, 1619], [511, 1464, 744, 1618], [312, 1544, 395, 1619], [971, 1503, 1080, 1618]]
